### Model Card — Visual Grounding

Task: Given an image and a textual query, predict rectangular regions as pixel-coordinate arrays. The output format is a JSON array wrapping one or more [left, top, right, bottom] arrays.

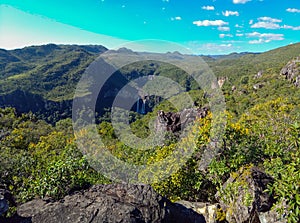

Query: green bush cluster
[[0, 108, 110, 205]]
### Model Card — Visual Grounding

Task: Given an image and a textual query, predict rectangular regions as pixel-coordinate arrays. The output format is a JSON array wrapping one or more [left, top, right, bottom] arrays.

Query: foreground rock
[[175, 201, 219, 223], [17, 184, 205, 223], [216, 166, 287, 223], [0, 189, 30, 223], [0, 188, 16, 216], [0, 190, 9, 217]]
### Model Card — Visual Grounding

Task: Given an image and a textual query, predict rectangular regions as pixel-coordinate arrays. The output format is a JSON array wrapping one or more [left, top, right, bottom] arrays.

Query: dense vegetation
[[1, 43, 300, 222]]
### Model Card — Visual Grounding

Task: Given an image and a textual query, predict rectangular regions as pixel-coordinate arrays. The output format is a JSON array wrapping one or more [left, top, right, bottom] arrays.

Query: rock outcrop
[[280, 57, 300, 87], [216, 167, 287, 223], [0, 191, 9, 217], [175, 201, 219, 223], [16, 184, 205, 223], [253, 83, 264, 90], [254, 71, 263, 79], [156, 107, 209, 133], [1, 179, 289, 223]]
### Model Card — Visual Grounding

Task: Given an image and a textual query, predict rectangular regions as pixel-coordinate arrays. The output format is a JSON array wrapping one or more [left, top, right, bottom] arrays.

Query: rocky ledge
[[2, 184, 204, 223], [0, 168, 288, 223]]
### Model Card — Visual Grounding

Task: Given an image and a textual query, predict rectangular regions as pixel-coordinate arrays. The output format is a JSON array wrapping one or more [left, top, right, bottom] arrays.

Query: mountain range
[[1, 42, 300, 122]]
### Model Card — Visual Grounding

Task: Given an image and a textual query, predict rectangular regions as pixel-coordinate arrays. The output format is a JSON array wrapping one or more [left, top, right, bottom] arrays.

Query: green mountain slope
[[0, 44, 107, 101], [0, 42, 300, 122]]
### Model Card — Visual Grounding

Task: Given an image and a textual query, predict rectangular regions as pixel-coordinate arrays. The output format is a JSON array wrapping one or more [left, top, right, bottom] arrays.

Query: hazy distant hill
[[207, 52, 259, 60]]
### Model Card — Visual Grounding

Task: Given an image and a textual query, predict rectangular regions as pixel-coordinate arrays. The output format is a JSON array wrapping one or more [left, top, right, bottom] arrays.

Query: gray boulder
[[280, 59, 300, 87], [216, 167, 282, 223], [17, 184, 206, 223], [156, 107, 209, 133]]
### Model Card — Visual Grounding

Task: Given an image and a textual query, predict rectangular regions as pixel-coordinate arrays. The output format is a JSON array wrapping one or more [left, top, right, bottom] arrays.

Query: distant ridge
[[208, 52, 260, 60]]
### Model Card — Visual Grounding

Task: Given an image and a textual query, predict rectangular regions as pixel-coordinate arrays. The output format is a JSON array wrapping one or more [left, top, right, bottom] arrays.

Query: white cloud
[[249, 39, 266, 44], [186, 41, 236, 54], [236, 33, 244, 36], [246, 32, 284, 44], [235, 24, 243, 28], [202, 6, 215, 10], [233, 0, 251, 4], [286, 8, 300, 13], [201, 43, 233, 51], [171, 16, 182, 21], [220, 43, 233, 47], [282, 25, 300, 30], [219, 34, 233, 38], [222, 10, 239, 17], [258, 17, 282, 23], [222, 40, 243, 43], [250, 16, 300, 31], [218, 26, 230, 31], [251, 22, 281, 29], [193, 20, 228, 26], [251, 17, 282, 29]]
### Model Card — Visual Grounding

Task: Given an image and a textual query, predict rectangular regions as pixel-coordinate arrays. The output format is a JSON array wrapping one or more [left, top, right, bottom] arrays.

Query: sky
[[1, 0, 300, 55]]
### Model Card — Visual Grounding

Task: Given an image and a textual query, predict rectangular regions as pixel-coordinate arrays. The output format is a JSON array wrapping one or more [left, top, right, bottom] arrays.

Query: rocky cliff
[[280, 57, 300, 87], [155, 107, 209, 133]]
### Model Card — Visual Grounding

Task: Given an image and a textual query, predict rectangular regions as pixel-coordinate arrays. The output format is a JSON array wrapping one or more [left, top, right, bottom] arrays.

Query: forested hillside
[[1, 43, 300, 222]]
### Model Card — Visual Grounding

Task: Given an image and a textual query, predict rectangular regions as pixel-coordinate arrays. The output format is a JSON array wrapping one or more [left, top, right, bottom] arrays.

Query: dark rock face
[[173, 201, 217, 223], [166, 202, 206, 223], [0, 189, 16, 216], [251, 169, 275, 213], [17, 184, 206, 223], [18, 184, 166, 223], [0, 195, 8, 217], [0, 189, 30, 223], [156, 107, 209, 133], [217, 167, 278, 223], [280, 58, 300, 87]]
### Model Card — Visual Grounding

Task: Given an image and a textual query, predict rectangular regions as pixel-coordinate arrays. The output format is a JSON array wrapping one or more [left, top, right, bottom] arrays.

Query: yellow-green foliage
[[218, 165, 254, 208], [215, 207, 226, 222], [1, 95, 300, 222]]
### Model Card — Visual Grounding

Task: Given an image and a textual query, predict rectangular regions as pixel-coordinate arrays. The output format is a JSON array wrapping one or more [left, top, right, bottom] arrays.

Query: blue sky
[[1, 0, 300, 54]]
